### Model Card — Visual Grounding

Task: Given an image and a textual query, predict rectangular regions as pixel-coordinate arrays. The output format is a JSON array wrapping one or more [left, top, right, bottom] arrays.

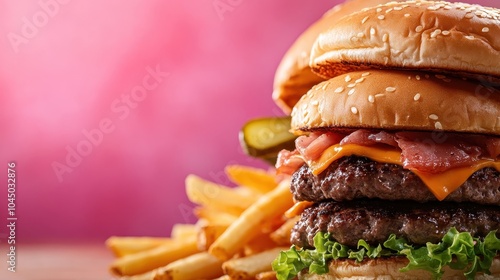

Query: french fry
[[244, 232, 278, 256], [110, 235, 199, 276], [119, 270, 157, 280], [197, 224, 228, 251], [255, 271, 277, 280], [154, 252, 224, 280], [270, 216, 299, 246], [107, 165, 294, 280], [106, 236, 171, 258], [222, 247, 287, 280], [193, 206, 238, 227], [209, 179, 293, 260], [225, 165, 277, 193], [186, 175, 258, 212], [170, 224, 197, 239]]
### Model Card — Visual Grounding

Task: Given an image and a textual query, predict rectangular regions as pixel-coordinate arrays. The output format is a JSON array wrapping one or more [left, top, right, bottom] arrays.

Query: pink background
[[0, 0, 498, 242]]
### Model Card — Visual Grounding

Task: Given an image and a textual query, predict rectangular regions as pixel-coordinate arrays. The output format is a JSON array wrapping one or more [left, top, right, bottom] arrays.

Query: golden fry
[[255, 271, 277, 280], [106, 236, 172, 258], [244, 233, 278, 256], [119, 270, 156, 280], [270, 216, 299, 246], [225, 165, 277, 193], [107, 165, 294, 280], [110, 235, 199, 276], [154, 252, 224, 280], [222, 247, 287, 280], [185, 175, 258, 212], [209, 179, 293, 260], [197, 224, 228, 251], [193, 206, 238, 226], [170, 224, 197, 240]]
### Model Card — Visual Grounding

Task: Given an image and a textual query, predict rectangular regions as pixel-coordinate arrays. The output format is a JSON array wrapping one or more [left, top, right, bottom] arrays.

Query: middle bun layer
[[290, 69, 500, 135]]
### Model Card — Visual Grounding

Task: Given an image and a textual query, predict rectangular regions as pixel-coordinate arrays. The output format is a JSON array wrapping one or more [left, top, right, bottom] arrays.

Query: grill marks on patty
[[291, 199, 500, 249], [291, 156, 500, 205]]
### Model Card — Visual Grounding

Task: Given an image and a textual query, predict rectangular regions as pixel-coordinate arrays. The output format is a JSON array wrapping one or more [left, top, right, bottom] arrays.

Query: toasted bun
[[273, 0, 394, 114], [300, 256, 500, 280], [290, 69, 500, 135], [310, 1, 500, 81]]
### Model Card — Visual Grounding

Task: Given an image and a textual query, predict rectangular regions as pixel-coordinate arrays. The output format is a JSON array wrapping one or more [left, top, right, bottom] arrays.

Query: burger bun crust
[[273, 0, 395, 114], [310, 1, 500, 82], [290, 69, 500, 136]]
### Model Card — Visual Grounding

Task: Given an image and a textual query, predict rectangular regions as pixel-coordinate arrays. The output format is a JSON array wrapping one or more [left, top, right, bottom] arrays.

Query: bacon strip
[[276, 129, 499, 175]]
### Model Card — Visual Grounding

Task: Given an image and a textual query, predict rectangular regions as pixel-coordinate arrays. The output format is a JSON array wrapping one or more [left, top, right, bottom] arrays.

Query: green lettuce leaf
[[271, 228, 499, 280]]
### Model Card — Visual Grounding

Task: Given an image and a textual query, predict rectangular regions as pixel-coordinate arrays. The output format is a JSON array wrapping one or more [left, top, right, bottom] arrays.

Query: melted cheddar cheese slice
[[307, 144, 500, 201]]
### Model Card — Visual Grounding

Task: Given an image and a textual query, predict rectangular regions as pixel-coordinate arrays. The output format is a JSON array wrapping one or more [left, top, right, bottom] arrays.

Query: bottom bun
[[300, 256, 500, 280]]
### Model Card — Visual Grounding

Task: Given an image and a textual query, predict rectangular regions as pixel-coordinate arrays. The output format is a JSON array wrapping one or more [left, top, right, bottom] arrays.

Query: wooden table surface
[[0, 241, 116, 280]]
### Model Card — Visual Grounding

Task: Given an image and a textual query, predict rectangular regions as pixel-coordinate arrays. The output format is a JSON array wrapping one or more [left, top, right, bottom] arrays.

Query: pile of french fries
[[106, 165, 298, 280]]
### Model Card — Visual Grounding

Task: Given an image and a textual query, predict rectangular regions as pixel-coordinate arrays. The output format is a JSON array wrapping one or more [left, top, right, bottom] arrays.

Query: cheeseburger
[[272, 1, 500, 279]]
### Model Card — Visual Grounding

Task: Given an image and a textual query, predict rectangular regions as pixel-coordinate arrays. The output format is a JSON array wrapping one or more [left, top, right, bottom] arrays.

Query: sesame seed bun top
[[272, 0, 395, 114], [290, 69, 500, 136], [310, 1, 500, 82]]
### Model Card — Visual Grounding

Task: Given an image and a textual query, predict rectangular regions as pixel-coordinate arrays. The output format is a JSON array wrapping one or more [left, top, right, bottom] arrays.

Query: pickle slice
[[239, 116, 297, 164]]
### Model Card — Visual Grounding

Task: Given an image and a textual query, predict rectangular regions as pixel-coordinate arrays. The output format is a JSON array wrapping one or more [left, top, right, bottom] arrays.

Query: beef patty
[[291, 156, 500, 205], [291, 199, 500, 249]]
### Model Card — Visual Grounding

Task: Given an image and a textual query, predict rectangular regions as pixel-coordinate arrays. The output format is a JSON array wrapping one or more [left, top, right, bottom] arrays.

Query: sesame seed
[[357, 32, 365, 38], [414, 93, 421, 101], [435, 74, 446, 79], [434, 122, 443, 130], [362, 72, 371, 77], [362, 16, 369, 24], [378, 15, 385, 20], [351, 107, 358, 114], [482, 27, 490, 32], [311, 100, 319, 106], [442, 30, 451, 36], [404, 13, 411, 17], [375, 93, 385, 98], [347, 83, 356, 88], [416, 75, 421, 80], [394, 6, 403, 11], [408, 76, 412, 80], [465, 35, 475, 40], [386, 87, 396, 92], [355, 77, 365, 83], [370, 28, 376, 35], [386, 8, 393, 13], [334, 86, 344, 93], [444, 5, 452, 10], [345, 75, 352, 82], [383, 34, 389, 42], [465, 13, 474, 19], [430, 29, 442, 38], [351, 36, 359, 42], [368, 95, 375, 103], [376, 7, 383, 12], [415, 25, 424, 32], [443, 78, 452, 83], [348, 89, 356, 95], [429, 114, 439, 120]]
